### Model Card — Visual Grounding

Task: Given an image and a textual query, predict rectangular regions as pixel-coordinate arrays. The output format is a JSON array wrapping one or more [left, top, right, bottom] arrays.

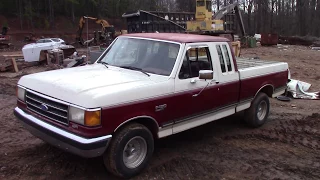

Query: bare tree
[[270, 0, 276, 32], [1, 0, 320, 37], [18, 0, 23, 29], [48, 0, 54, 29]]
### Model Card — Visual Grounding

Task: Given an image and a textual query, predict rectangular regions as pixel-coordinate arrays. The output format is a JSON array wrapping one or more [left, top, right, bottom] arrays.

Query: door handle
[[190, 79, 196, 84]]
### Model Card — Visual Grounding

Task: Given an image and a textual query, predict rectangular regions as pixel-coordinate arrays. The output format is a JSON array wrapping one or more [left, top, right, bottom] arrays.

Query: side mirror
[[199, 70, 214, 80]]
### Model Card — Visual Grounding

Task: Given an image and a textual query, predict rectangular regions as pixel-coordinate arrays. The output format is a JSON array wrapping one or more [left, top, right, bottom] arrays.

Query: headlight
[[69, 106, 85, 125], [17, 86, 26, 101], [69, 106, 101, 126]]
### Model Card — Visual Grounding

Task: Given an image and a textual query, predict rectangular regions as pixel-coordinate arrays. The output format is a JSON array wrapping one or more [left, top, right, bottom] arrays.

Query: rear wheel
[[244, 92, 270, 128], [103, 123, 154, 178]]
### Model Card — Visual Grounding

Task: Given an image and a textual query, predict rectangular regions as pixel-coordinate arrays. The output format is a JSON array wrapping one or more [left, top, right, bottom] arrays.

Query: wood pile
[[0, 55, 23, 72]]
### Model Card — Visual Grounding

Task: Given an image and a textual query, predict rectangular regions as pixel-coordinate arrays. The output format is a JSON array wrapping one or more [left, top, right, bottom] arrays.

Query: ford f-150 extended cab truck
[[14, 33, 289, 178]]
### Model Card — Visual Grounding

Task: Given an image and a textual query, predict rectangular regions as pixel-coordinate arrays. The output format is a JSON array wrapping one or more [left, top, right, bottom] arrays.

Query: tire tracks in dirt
[[135, 113, 320, 180], [224, 113, 320, 151]]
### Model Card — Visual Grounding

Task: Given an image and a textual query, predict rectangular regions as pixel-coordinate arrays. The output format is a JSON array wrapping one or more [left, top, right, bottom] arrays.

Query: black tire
[[103, 123, 154, 178], [244, 92, 270, 128]]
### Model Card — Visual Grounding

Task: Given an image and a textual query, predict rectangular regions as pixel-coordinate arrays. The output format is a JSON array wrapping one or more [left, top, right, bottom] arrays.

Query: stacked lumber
[[0, 54, 23, 72]]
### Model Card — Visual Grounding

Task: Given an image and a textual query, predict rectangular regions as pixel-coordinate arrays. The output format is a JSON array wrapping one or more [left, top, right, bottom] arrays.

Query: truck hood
[[18, 64, 169, 108]]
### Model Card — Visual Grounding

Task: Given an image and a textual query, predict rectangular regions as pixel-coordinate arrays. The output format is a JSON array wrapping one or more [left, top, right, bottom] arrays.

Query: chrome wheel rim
[[123, 136, 147, 169], [257, 101, 267, 121]]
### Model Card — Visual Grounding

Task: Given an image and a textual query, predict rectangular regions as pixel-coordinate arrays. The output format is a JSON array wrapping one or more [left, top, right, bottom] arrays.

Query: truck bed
[[236, 58, 288, 79], [237, 58, 282, 69]]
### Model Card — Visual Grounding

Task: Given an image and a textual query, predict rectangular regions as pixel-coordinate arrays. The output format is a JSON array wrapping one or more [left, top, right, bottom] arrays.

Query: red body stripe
[[19, 71, 288, 138]]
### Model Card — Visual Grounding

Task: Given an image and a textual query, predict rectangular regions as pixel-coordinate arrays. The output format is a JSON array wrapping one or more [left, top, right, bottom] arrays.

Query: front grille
[[25, 91, 69, 125]]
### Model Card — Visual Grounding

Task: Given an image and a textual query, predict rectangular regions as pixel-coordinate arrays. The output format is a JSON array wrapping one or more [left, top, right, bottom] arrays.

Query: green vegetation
[[0, 0, 319, 36]]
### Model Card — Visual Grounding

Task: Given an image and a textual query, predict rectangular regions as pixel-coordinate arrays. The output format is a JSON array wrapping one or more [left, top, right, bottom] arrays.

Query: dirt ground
[[0, 44, 320, 180]]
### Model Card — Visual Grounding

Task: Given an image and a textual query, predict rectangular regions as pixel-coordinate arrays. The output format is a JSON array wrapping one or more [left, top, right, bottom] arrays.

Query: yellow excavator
[[76, 16, 115, 46], [186, 0, 217, 31], [186, 0, 245, 56], [187, 0, 245, 36]]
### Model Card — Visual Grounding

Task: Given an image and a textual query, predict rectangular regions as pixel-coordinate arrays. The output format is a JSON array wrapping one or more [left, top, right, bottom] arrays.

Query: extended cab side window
[[216, 45, 226, 73], [216, 44, 233, 73], [222, 45, 232, 72], [179, 47, 212, 79]]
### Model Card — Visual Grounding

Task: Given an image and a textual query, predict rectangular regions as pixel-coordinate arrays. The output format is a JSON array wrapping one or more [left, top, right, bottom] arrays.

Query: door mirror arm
[[193, 70, 217, 97], [193, 80, 211, 97]]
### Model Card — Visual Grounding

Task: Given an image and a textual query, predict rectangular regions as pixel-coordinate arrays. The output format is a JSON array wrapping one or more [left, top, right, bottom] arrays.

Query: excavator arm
[[76, 16, 114, 45], [76, 16, 85, 42], [213, 2, 246, 37]]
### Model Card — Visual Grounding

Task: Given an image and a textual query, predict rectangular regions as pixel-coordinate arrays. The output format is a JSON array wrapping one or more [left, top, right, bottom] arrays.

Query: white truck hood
[[18, 64, 172, 108]]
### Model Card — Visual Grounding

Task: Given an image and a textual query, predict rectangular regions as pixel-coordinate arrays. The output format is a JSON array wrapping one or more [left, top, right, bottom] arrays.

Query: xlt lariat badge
[[155, 104, 167, 112]]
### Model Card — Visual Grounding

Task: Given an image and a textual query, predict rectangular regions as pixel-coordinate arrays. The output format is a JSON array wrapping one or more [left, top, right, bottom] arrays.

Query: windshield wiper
[[97, 61, 109, 68], [120, 66, 150, 77]]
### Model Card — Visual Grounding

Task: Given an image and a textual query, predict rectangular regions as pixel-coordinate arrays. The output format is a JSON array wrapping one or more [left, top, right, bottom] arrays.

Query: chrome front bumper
[[14, 107, 112, 158]]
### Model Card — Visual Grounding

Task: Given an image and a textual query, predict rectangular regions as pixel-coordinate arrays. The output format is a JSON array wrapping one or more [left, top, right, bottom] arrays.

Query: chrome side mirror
[[199, 70, 214, 80]]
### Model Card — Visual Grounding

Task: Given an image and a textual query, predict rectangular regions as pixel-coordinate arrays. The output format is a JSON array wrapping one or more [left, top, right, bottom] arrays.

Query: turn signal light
[[85, 110, 101, 126]]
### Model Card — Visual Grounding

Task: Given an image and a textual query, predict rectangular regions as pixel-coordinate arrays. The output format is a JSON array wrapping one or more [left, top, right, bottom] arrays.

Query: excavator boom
[[213, 2, 246, 36], [76, 16, 115, 46]]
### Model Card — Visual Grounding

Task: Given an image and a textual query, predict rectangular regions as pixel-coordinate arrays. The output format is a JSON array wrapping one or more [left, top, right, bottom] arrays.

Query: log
[[11, 58, 19, 72]]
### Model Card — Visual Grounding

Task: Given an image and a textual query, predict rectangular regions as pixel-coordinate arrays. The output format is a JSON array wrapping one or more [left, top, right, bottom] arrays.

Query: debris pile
[[287, 79, 319, 100], [0, 38, 91, 73], [279, 36, 320, 47], [0, 54, 23, 72], [277, 44, 289, 51]]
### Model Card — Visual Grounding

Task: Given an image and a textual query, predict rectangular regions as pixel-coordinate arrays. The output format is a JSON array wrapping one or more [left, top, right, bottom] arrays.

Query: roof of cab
[[120, 33, 230, 43]]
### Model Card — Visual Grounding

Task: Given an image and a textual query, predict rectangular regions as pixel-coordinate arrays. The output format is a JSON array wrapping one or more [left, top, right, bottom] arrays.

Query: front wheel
[[103, 123, 154, 178], [244, 92, 270, 128]]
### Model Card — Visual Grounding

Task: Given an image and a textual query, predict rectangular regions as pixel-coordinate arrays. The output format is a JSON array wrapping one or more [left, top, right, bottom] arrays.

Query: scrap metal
[[287, 79, 319, 100]]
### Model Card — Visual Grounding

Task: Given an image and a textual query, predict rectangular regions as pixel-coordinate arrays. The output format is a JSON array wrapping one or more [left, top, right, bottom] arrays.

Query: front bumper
[[14, 107, 112, 158]]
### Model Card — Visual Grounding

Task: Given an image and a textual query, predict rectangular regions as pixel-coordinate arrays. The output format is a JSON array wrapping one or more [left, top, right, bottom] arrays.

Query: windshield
[[99, 37, 180, 76], [36, 39, 52, 43], [197, 0, 204, 7], [206, 1, 212, 11], [51, 38, 61, 42]]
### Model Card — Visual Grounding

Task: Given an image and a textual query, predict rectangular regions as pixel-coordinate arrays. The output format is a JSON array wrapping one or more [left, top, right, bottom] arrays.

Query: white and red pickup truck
[[14, 33, 289, 178]]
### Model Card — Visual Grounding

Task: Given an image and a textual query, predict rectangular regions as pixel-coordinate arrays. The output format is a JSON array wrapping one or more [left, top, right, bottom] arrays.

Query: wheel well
[[257, 85, 274, 98], [114, 117, 159, 139]]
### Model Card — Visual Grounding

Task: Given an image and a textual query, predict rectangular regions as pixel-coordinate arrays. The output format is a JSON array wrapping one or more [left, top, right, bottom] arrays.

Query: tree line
[[242, 0, 320, 36], [0, 0, 319, 37]]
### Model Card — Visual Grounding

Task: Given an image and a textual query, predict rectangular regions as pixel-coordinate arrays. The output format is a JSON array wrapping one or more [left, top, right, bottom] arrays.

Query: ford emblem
[[40, 103, 49, 111]]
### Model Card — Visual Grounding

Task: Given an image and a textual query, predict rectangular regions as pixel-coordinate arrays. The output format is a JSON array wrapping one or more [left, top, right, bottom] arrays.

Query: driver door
[[173, 44, 220, 126]]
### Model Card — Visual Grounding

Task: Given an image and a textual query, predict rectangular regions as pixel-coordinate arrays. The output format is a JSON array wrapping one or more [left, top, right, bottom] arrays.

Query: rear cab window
[[215, 43, 234, 74]]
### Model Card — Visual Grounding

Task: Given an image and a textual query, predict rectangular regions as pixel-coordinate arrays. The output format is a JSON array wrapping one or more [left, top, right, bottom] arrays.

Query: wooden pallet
[[1, 55, 23, 72]]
